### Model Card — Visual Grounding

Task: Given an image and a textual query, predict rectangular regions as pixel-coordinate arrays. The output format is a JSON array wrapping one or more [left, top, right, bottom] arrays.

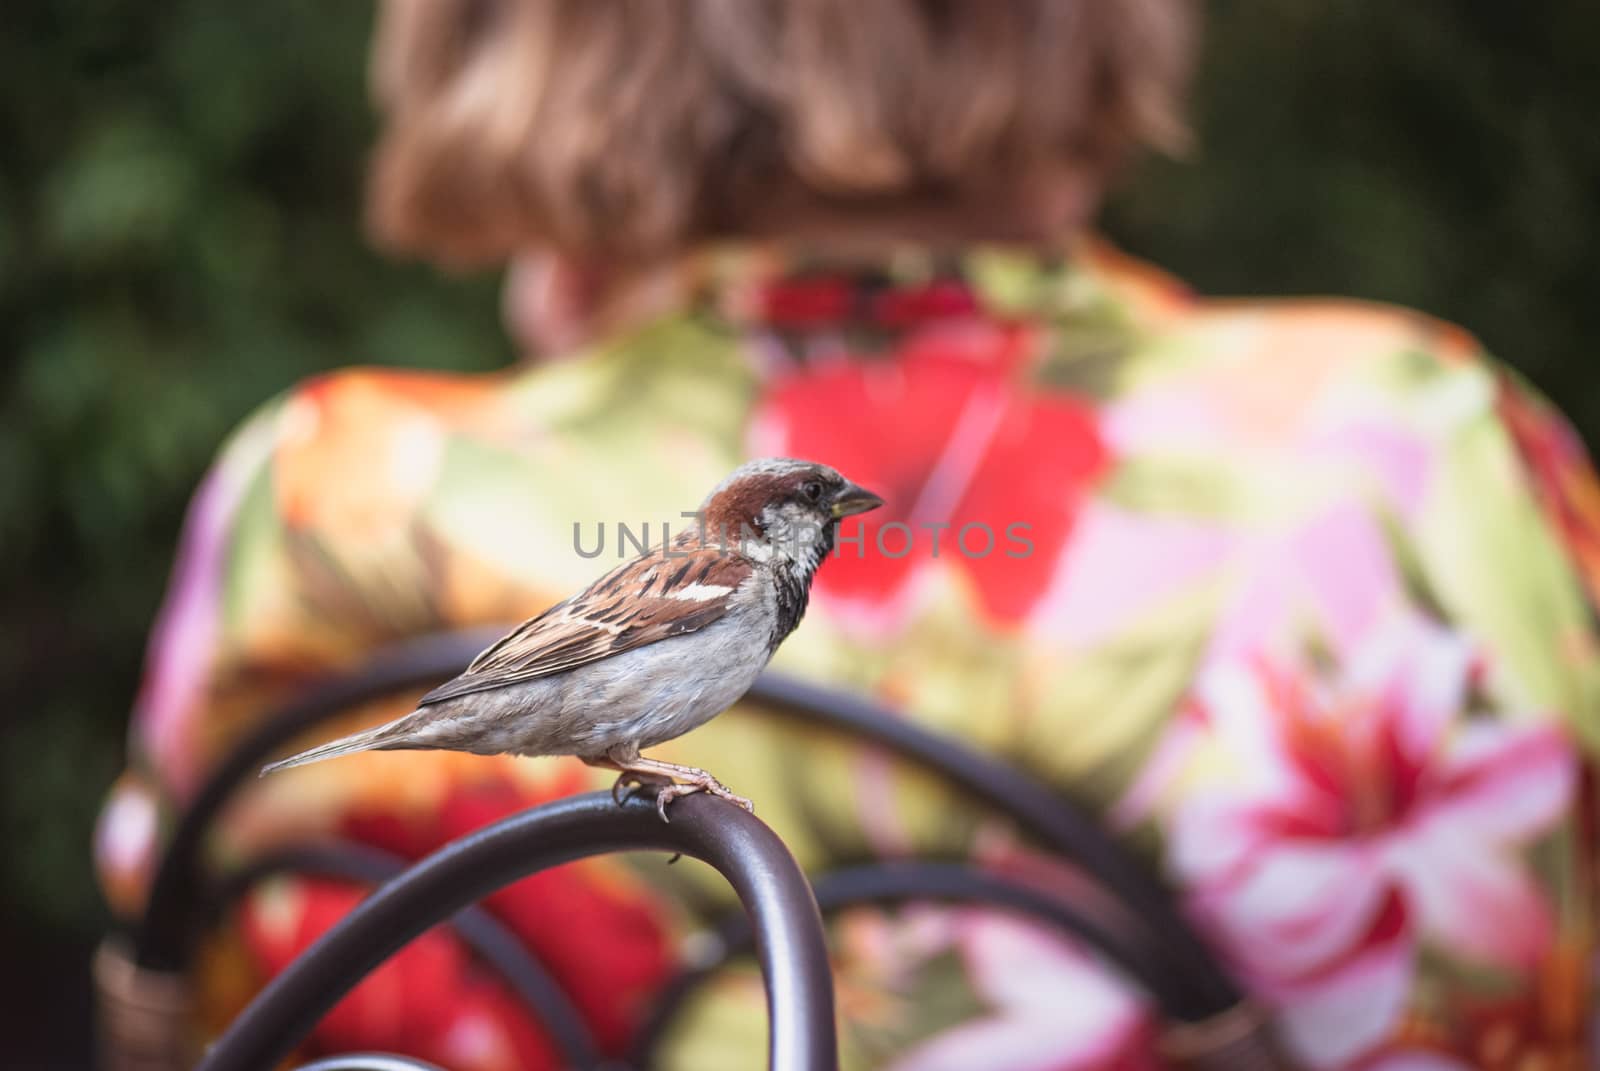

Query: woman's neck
[[502, 179, 1099, 359]]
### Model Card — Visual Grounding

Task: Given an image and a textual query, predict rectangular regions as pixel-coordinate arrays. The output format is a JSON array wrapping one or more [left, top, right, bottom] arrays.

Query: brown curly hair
[[368, 0, 1196, 264]]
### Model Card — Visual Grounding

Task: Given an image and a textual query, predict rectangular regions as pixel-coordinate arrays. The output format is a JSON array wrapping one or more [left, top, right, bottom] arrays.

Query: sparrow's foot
[[649, 775, 755, 823], [605, 749, 754, 822]]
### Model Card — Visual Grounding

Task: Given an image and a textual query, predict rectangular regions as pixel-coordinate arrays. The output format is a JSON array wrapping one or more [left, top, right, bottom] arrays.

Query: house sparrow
[[262, 458, 883, 820]]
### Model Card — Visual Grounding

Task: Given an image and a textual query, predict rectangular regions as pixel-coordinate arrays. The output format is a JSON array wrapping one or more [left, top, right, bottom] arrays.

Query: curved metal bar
[[745, 673, 1235, 1012], [633, 859, 1210, 1068], [196, 790, 836, 1071], [134, 629, 502, 969], [292, 1054, 448, 1071], [827, 863, 1193, 1007], [205, 842, 603, 1071]]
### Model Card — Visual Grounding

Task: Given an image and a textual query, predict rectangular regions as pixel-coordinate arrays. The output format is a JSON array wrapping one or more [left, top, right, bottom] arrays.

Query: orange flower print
[[274, 373, 457, 542]]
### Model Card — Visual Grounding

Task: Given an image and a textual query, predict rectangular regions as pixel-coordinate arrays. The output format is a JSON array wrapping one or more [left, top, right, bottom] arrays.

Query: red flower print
[[321, 767, 674, 1058], [749, 321, 1110, 630], [753, 275, 980, 330], [238, 879, 559, 1071], [870, 279, 981, 327], [755, 277, 855, 327]]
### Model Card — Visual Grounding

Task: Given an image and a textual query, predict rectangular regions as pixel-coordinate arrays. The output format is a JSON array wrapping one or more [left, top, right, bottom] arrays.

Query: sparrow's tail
[[260, 713, 423, 776]]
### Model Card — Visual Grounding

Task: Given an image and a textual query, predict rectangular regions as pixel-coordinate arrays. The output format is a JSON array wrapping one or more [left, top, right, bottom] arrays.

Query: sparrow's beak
[[830, 482, 886, 518]]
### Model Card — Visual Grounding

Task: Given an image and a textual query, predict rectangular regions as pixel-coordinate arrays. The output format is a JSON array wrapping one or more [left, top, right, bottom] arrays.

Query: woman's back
[[100, 237, 1600, 1069]]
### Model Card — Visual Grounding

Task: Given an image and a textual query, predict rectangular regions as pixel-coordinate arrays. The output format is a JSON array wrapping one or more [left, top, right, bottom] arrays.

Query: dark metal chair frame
[[196, 791, 836, 1071], [112, 628, 1272, 1071]]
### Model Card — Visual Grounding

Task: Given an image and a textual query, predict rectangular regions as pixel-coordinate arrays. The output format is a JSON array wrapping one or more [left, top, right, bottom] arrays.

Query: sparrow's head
[[702, 458, 883, 567]]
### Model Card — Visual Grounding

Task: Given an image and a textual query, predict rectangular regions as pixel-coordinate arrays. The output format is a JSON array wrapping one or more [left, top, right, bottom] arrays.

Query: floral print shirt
[[96, 239, 1600, 1070]]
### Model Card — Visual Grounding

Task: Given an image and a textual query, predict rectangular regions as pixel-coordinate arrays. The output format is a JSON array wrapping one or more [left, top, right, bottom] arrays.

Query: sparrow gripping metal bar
[[137, 627, 1234, 1057], [195, 790, 837, 1071], [138, 629, 1223, 1001], [204, 842, 602, 1071]]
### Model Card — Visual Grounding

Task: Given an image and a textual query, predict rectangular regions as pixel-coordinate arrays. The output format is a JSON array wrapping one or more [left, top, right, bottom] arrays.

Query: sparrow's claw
[[706, 781, 756, 814], [611, 770, 673, 807]]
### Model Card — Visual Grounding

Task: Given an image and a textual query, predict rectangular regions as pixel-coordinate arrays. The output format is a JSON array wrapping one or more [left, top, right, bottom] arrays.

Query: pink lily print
[[1155, 617, 1575, 1068]]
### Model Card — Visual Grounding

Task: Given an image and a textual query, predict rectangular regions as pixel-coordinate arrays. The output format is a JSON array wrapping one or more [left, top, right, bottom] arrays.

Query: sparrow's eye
[[800, 481, 825, 503]]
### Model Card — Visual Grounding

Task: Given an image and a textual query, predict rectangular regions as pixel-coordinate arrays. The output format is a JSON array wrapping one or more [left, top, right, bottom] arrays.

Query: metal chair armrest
[[197, 790, 836, 1071]]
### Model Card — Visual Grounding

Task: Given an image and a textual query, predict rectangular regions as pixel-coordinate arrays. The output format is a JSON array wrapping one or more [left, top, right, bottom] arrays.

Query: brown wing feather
[[416, 547, 753, 706]]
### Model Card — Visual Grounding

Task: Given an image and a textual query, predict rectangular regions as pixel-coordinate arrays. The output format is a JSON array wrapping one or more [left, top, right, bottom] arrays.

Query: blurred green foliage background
[[1, 1, 1596, 1064]]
